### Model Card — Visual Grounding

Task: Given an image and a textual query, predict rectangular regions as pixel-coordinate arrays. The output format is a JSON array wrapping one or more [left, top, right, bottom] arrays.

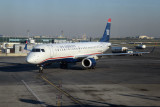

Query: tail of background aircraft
[[24, 40, 28, 50], [99, 18, 111, 42], [24, 40, 31, 51]]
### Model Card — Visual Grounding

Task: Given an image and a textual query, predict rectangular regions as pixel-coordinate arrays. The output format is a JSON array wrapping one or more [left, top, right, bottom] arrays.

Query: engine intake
[[82, 58, 96, 68]]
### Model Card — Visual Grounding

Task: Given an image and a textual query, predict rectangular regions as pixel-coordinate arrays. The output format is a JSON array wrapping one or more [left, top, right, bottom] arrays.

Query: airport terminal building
[[0, 36, 72, 54]]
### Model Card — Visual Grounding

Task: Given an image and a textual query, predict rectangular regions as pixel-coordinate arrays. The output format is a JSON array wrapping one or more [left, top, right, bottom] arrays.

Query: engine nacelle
[[82, 58, 96, 68]]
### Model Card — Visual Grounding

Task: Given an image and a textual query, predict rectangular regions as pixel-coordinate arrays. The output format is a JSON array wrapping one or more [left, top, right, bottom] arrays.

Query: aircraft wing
[[96, 51, 150, 57], [74, 52, 147, 59], [75, 47, 155, 59]]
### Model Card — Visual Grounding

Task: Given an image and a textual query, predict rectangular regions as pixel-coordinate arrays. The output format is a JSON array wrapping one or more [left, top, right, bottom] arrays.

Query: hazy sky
[[0, 0, 160, 38]]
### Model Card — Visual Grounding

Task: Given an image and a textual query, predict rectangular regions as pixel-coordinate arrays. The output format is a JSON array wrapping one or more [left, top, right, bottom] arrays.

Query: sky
[[0, 0, 160, 38]]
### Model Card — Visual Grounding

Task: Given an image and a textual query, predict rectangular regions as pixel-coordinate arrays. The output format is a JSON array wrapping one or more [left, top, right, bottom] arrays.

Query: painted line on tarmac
[[21, 80, 47, 107], [41, 75, 84, 107]]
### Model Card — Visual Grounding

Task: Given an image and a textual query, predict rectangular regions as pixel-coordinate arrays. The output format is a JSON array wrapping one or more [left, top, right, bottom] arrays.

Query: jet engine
[[82, 58, 96, 69]]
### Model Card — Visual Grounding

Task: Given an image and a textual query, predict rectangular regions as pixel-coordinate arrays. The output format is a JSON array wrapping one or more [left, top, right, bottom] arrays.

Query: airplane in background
[[24, 18, 153, 73]]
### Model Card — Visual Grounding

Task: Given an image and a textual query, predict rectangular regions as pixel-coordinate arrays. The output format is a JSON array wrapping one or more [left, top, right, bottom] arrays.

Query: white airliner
[[25, 18, 153, 72]]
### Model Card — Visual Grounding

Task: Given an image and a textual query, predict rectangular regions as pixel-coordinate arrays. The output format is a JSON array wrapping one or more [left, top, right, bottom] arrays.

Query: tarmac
[[0, 47, 160, 107]]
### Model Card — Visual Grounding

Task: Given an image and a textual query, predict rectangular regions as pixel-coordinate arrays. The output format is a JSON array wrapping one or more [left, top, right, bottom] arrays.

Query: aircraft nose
[[26, 56, 34, 64]]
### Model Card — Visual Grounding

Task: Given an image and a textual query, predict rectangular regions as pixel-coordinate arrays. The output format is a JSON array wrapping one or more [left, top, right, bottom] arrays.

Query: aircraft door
[[49, 45, 54, 58], [99, 44, 103, 52]]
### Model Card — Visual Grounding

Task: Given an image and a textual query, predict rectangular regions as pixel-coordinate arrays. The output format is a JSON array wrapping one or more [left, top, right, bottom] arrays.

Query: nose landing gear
[[37, 64, 44, 73]]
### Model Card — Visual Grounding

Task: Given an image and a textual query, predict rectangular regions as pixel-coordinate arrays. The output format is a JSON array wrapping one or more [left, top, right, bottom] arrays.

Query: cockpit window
[[31, 48, 45, 52], [32, 48, 40, 52], [41, 49, 45, 52]]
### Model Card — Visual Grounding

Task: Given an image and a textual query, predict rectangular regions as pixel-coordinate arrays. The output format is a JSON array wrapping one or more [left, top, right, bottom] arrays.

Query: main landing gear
[[60, 61, 68, 69], [90, 66, 96, 69]]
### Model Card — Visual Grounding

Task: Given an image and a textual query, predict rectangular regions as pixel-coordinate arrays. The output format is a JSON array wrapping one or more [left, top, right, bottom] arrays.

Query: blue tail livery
[[24, 40, 31, 51], [24, 40, 28, 50], [100, 18, 111, 42]]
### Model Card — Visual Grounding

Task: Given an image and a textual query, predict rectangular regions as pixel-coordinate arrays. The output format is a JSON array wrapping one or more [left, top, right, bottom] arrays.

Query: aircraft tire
[[60, 62, 68, 69], [39, 66, 43, 73]]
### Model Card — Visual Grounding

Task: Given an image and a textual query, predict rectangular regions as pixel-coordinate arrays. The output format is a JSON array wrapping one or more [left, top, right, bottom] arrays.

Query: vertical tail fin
[[99, 18, 111, 42], [24, 40, 28, 50]]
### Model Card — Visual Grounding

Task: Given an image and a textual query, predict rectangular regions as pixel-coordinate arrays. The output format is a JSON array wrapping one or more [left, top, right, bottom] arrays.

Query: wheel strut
[[38, 65, 44, 73]]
